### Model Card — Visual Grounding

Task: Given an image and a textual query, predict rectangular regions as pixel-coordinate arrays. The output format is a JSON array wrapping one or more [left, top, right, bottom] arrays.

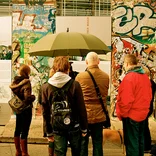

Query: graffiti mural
[[111, 1, 156, 117], [12, 4, 56, 115]]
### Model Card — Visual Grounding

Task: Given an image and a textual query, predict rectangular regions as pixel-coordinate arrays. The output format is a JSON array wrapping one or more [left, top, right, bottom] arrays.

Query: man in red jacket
[[116, 54, 152, 156]]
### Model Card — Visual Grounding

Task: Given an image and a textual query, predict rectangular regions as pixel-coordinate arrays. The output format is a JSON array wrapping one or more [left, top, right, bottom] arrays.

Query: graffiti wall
[[12, 3, 56, 114], [111, 0, 156, 117], [0, 16, 12, 60]]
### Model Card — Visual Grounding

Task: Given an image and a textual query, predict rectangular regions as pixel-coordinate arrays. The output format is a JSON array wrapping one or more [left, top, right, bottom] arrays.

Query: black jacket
[[41, 80, 88, 137]]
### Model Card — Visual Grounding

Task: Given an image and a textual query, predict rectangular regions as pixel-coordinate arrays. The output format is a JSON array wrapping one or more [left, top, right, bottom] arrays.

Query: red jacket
[[116, 70, 152, 122]]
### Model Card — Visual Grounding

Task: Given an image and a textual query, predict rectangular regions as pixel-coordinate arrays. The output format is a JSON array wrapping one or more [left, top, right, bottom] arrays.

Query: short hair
[[124, 54, 138, 65], [19, 64, 31, 78], [85, 52, 99, 64], [52, 56, 70, 73]]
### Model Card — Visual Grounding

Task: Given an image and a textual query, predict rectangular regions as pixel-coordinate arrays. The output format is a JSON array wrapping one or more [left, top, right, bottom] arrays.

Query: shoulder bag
[[87, 70, 111, 129], [8, 95, 30, 114]]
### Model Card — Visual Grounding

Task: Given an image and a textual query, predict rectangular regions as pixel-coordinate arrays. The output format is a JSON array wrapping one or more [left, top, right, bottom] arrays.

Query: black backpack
[[50, 79, 74, 133]]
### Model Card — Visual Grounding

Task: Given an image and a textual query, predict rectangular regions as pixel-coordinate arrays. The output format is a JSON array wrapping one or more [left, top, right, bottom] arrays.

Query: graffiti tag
[[113, 5, 156, 36]]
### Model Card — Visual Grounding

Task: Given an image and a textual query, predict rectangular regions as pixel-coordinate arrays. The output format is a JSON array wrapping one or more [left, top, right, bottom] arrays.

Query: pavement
[[0, 115, 128, 156], [0, 106, 156, 155], [0, 142, 127, 156]]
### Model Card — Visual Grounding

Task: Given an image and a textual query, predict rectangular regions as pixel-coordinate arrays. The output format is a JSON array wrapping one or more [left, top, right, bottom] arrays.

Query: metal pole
[[63, 0, 65, 16], [99, 0, 100, 16]]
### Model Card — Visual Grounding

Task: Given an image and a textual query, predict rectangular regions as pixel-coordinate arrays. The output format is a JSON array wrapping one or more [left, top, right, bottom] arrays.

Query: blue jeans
[[80, 122, 103, 156], [54, 127, 81, 156], [122, 117, 145, 156]]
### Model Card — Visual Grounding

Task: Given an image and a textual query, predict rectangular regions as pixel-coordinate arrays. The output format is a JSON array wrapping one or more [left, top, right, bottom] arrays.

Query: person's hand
[[47, 136, 54, 142]]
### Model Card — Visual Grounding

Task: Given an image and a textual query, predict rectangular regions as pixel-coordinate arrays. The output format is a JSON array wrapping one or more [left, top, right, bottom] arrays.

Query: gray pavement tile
[[0, 143, 152, 156], [0, 111, 155, 156], [0, 103, 12, 126], [0, 143, 14, 156]]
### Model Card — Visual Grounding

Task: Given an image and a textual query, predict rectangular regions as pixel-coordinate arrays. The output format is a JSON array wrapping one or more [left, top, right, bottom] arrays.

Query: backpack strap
[[62, 79, 74, 92]]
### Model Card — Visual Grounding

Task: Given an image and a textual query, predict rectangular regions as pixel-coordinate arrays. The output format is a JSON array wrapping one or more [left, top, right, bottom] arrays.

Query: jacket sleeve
[[116, 77, 135, 119], [41, 84, 53, 136], [21, 81, 35, 103], [74, 81, 88, 133]]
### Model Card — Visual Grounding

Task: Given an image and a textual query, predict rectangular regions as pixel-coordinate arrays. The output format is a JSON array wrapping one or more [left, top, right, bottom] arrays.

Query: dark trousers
[[80, 122, 103, 156], [122, 117, 145, 156], [54, 127, 81, 156], [14, 108, 32, 139], [144, 117, 151, 151]]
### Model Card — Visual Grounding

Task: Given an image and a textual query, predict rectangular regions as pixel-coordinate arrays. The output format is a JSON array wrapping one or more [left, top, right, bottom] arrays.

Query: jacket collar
[[126, 65, 144, 74], [86, 65, 99, 70]]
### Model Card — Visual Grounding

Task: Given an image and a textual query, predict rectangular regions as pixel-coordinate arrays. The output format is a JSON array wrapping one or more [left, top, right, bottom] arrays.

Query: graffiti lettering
[[133, 6, 155, 35], [13, 12, 22, 30], [18, 15, 36, 30], [113, 5, 156, 36], [13, 11, 46, 32]]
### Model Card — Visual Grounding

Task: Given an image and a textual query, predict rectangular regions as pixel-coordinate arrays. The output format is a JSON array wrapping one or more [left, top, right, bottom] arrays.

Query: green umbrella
[[28, 32, 110, 57]]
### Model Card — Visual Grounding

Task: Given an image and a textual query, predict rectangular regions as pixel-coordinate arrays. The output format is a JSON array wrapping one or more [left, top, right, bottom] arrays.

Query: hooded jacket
[[116, 66, 152, 122], [41, 72, 88, 136], [9, 75, 35, 108]]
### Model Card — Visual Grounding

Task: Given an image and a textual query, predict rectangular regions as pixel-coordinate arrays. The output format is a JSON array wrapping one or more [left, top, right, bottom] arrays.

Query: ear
[[125, 62, 128, 67], [98, 58, 100, 64], [85, 59, 88, 65]]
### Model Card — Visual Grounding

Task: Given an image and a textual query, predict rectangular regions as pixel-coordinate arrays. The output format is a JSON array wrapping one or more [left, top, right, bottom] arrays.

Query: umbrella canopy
[[28, 32, 111, 57]]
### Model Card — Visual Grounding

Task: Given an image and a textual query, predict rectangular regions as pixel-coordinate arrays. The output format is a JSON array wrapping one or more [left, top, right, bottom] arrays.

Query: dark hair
[[52, 56, 70, 73]]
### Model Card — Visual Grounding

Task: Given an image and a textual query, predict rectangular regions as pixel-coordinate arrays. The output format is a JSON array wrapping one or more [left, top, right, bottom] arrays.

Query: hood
[[10, 78, 30, 89], [127, 66, 144, 74], [48, 72, 71, 88]]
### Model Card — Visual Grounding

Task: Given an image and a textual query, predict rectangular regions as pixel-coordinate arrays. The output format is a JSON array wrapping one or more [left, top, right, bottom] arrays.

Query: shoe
[[14, 137, 22, 156], [20, 139, 29, 156]]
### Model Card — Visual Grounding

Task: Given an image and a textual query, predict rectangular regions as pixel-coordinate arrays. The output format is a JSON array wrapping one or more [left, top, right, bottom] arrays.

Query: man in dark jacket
[[41, 56, 88, 156]]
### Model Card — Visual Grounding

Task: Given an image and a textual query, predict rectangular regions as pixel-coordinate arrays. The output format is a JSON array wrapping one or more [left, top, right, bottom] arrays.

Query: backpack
[[51, 79, 74, 133]]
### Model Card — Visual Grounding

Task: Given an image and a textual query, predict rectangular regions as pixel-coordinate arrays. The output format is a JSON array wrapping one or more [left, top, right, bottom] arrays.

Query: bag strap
[[87, 70, 108, 115]]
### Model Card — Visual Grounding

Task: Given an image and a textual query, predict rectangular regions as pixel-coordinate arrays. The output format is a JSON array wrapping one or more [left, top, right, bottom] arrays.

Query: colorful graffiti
[[23, 0, 46, 6], [12, 4, 56, 115], [111, 2, 156, 117], [112, 4, 156, 42]]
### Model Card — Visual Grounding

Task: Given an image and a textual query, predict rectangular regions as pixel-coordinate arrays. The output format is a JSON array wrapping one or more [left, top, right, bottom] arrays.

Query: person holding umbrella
[[69, 62, 79, 80]]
